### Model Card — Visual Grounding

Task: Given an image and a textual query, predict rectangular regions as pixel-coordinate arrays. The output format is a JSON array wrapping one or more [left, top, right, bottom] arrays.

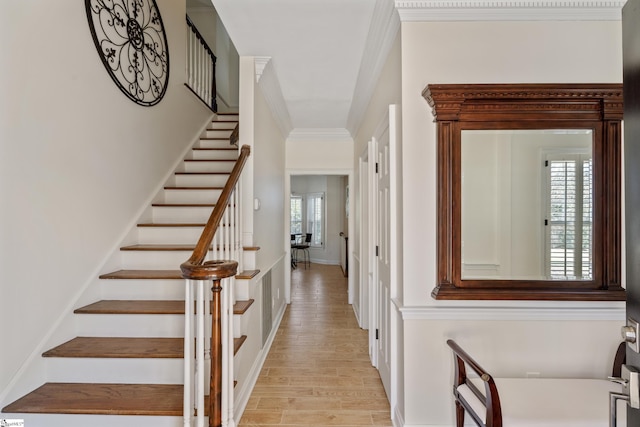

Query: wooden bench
[[447, 339, 627, 427]]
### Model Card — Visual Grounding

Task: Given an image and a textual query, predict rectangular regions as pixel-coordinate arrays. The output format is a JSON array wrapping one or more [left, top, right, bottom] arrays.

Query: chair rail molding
[[393, 299, 625, 321], [394, 0, 626, 21]]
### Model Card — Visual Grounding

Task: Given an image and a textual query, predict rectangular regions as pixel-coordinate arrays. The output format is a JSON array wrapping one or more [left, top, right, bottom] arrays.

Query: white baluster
[[184, 280, 194, 427], [196, 280, 206, 427]]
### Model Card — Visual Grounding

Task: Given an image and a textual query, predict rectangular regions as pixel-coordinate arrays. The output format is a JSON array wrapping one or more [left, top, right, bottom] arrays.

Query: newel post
[[181, 260, 238, 427]]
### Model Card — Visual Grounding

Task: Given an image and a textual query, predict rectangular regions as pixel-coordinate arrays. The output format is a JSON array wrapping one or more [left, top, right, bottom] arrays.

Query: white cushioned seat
[[458, 378, 626, 427]]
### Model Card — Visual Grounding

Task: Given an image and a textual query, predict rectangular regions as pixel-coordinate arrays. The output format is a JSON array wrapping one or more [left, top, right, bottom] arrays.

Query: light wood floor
[[238, 263, 392, 426]]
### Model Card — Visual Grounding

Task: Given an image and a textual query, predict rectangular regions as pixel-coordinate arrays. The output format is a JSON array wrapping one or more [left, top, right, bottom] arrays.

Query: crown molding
[[346, 0, 401, 136], [395, 0, 626, 21], [254, 57, 293, 138], [254, 56, 270, 83], [287, 128, 353, 142]]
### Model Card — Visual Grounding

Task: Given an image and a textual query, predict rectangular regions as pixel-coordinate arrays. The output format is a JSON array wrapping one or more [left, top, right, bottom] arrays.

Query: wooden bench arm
[[447, 339, 502, 427]]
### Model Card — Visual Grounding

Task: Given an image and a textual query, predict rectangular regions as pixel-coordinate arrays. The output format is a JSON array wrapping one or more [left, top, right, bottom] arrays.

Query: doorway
[[283, 172, 354, 306]]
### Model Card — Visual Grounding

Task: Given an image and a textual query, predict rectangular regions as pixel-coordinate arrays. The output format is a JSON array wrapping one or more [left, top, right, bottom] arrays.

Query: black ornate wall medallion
[[85, 0, 170, 106]]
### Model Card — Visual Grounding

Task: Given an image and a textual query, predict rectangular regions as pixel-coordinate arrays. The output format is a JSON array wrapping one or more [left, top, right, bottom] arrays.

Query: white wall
[[232, 56, 287, 416], [0, 0, 213, 401], [253, 65, 286, 272], [400, 20, 624, 425]]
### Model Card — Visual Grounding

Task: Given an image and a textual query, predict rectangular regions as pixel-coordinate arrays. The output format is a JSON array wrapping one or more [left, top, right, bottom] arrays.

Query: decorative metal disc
[[85, 0, 170, 106]]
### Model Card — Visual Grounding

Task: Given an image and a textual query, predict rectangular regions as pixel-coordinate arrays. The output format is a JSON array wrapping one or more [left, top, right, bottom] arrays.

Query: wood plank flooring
[[239, 264, 392, 427]]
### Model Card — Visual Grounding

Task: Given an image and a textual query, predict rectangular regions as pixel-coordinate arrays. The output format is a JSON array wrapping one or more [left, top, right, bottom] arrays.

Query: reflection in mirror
[[461, 129, 593, 281]]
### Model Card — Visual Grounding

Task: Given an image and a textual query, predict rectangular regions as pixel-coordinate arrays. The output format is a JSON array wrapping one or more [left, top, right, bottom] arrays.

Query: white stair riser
[[208, 119, 238, 130], [137, 226, 205, 244], [152, 206, 216, 223], [214, 114, 239, 121], [205, 129, 232, 139], [163, 188, 223, 204], [7, 414, 183, 427], [76, 314, 185, 337], [120, 250, 194, 269], [197, 139, 235, 149], [190, 149, 238, 161], [243, 250, 257, 270], [45, 358, 183, 384], [100, 279, 184, 300], [183, 161, 235, 173], [235, 279, 250, 301], [173, 173, 229, 187], [233, 314, 243, 338]]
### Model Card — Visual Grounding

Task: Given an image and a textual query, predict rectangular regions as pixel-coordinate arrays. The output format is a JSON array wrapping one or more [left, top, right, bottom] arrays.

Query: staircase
[[2, 113, 258, 427]]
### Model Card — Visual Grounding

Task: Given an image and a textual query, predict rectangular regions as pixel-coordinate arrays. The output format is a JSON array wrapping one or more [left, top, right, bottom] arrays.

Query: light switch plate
[[627, 318, 640, 353]]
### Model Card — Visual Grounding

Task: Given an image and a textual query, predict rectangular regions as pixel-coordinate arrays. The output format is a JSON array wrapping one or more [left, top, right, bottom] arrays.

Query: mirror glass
[[461, 129, 593, 281]]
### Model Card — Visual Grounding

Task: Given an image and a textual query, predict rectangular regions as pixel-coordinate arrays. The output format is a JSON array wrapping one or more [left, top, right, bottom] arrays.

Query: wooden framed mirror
[[423, 83, 624, 300]]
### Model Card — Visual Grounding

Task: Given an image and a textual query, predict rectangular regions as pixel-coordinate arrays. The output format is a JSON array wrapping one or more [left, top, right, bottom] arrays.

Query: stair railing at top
[[186, 16, 217, 112], [181, 145, 250, 427]]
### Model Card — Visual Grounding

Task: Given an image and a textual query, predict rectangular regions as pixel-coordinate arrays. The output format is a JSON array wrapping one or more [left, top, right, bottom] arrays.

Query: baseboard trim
[[233, 300, 287, 421]]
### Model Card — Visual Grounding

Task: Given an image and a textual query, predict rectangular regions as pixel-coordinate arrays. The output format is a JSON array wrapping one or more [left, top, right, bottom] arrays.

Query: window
[[290, 196, 303, 235], [306, 193, 324, 247], [545, 154, 592, 280], [290, 193, 325, 248]]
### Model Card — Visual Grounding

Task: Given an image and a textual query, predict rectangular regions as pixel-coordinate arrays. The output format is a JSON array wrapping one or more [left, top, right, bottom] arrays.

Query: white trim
[[395, 300, 625, 321], [347, 0, 401, 135], [284, 169, 356, 307], [392, 405, 405, 427], [287, 128, 353, 142], [254, 56, 270, 83], [395, 0, 625, 21], [233, 298, 287, 422], [254, 57, 293, 138]]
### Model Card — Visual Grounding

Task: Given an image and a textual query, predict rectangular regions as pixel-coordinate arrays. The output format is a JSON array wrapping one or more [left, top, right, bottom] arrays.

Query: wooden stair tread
[[99, 270, 183, 280], [75, 299, 255, 315], [164, 186, 224, 190], [137, 223, 206, 227], [152, 202, 216, 207], [184, 159, 235, 162], [233, 299, 254, 314], [236, 270, 259, 280], [43, 337, 184, 358], [121, 244, 201, 251], [174, 172, 230, 175], [193, 147, 237, 151], [74, 300, 184, 315], [43, 336, 249, 358], [100, 269, 256, 280], [120, 244, 255, 252], [234, 335, 247, 354], [1, 383, 186, 415]]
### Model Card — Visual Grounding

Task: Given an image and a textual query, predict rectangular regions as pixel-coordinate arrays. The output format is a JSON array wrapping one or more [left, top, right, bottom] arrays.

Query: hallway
[[238, 264, 392, 426]]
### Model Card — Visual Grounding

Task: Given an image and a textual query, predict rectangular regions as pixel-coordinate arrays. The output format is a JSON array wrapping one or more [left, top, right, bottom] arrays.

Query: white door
[[375, 114, 392, 398]]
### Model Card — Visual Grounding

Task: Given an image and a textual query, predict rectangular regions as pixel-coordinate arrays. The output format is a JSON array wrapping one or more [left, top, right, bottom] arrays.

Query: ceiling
[[186, 0, 626, 140], [187, 0, 393, 139]]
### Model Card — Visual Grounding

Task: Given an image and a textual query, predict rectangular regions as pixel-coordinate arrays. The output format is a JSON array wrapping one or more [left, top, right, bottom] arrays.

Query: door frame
[[367, 104, 401, 409], [284, 170, 355, 305]]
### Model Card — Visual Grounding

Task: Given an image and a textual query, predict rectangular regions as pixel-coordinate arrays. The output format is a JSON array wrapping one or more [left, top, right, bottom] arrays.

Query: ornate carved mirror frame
[[423, 83, 625, 300]]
